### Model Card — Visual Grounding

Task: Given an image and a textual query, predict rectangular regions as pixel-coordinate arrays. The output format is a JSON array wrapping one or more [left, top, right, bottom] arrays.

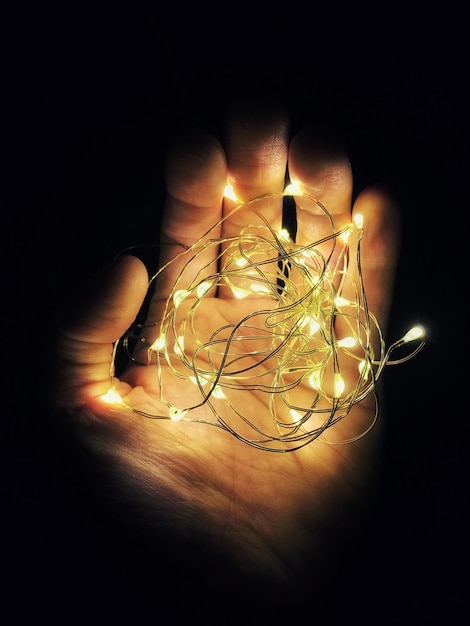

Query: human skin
[[48, 102, 401, 596]]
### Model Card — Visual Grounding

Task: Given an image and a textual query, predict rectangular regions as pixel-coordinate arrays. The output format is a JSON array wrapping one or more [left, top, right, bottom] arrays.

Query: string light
[[102, 184, 425, 452]]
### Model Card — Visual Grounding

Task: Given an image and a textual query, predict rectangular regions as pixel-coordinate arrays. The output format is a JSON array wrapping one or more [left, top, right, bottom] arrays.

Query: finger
[[53, 255, 149, 404], [147, 126, 227, 321], [334, 186, 401, 378], [288, 125, 353, 251], [351, 185, 401, 334], [219, 102, 289, 299], [222, 101, 289, 236]]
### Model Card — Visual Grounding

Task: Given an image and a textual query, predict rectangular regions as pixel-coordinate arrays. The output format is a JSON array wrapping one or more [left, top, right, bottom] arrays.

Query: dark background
[[3, 3, 468, 622]]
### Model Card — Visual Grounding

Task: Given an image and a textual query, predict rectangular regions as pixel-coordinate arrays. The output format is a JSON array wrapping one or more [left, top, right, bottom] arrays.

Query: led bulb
[[212, 385, 226, 399], [174, 289, 190, 307], [174, 335, 185, 356], [402, 326, 425, 343], [333, 373, 345, 398], [308, 370, 322, 390], [169, 407, 187, 421], [339, 227, 352, 243], [284, 180, 303, 196], [196, 281, 212, 298], [337, 336, 356, 348], [101, 388, 124, 405], [277, 228, 291, 242], [289, 409, 303, 423], [353, 213, 364, 229], [150, 334, 166, 352], [223, 183, 238, 201]]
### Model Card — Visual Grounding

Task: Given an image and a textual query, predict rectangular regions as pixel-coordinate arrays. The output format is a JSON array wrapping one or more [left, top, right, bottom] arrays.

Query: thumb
[[51, 254, 149, 406]]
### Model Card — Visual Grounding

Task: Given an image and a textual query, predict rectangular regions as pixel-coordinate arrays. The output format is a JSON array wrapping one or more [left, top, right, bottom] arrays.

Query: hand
[[49, 102, 401, 597]]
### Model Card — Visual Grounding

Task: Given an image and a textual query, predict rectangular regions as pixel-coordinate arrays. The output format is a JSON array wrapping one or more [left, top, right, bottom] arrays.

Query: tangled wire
[[104, 191, 425, 452]]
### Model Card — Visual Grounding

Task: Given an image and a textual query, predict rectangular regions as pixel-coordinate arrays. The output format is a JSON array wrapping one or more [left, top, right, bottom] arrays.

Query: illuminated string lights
[[102, 184, 425, 452]]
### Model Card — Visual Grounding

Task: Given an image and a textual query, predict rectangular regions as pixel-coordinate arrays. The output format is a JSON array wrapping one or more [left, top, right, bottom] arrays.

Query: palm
[[53, 104, 401, 587], [101, 286, 380, 582]]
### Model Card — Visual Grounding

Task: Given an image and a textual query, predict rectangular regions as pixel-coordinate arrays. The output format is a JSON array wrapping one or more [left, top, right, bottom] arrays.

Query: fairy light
[[101, 387, 125, 405], [223, 182, 238, 201], [402, 326, 425, 343], [333, 373, 345, 398], [101, 185, 425, 452]]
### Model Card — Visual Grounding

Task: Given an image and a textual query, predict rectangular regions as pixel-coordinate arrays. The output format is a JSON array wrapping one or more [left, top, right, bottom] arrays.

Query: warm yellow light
[[308, 369, 322, 390], [174, 289, 190, 308], [403, 326, 425, 343], [101, 388, 124, 405], [190, 375, 209, 387], [289, 409, 303, 423], [301, 314, 320, 335], [250, 283, 272, 295], [339, 226, 352, 243], [230, 285, 251, 299], [169, 406, 187, 421], [196, 281, 212, 298], [337, 336, 356, 348], [353, 213, 364, 229], [224, 183, 238, 201], [333, 373, 345, 398], [277, 228, 291, 242], [284, 180, 303, 196], [212, 385, 226, 399], [174, 335, 185, 356], [150, 334, 166, 352]]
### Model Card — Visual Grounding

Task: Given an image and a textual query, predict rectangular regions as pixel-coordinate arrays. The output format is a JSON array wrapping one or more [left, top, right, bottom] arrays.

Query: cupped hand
[[50, 102, 401, 593]]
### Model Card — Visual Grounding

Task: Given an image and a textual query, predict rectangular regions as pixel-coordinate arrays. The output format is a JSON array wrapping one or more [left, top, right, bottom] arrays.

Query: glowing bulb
[[174, 335, 185, 356], [402, 326, 425, 343], [334, 373, 345, 398], [101, 388, 124, 405], [359, 359, 371, 375], [339, 226, 352, 243], [289, 409, 303, 423], [235, 256, 248, 267], [308, 369, 322, 390], [337, 336, 356, 348], [190, 375, 209, 387], [174, 289, 190, 307], [277, 228, 291, 242], [230, 285, 251, 299], [301, 314, 320, 335], [250, 283, 272, 295], [284, 180, 303, 196], [212, 385, 226, 399], [169, 406, 187, 421], [150, 334, 166, 352], [335, 296, 351, 307], [353, 213, 364, 229], [224, 183, 238, 201], [196, 281, 212, 298]]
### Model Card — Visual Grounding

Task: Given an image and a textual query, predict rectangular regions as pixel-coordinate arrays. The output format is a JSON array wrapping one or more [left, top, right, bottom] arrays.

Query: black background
[[3, 3, 468, 623]]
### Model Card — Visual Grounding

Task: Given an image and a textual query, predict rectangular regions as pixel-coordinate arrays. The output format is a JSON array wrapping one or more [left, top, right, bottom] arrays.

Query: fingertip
[[165, 125, 227, 207], [224, 100, 289, 197], [111, 253, 149, 292], [62, 254, 149, 344], [288, 124, 352, 200], [353, 185, 402, 269]]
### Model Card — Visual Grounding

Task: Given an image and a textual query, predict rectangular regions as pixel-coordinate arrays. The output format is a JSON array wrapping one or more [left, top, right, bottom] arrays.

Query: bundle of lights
[[102, 183, 425, 452]]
